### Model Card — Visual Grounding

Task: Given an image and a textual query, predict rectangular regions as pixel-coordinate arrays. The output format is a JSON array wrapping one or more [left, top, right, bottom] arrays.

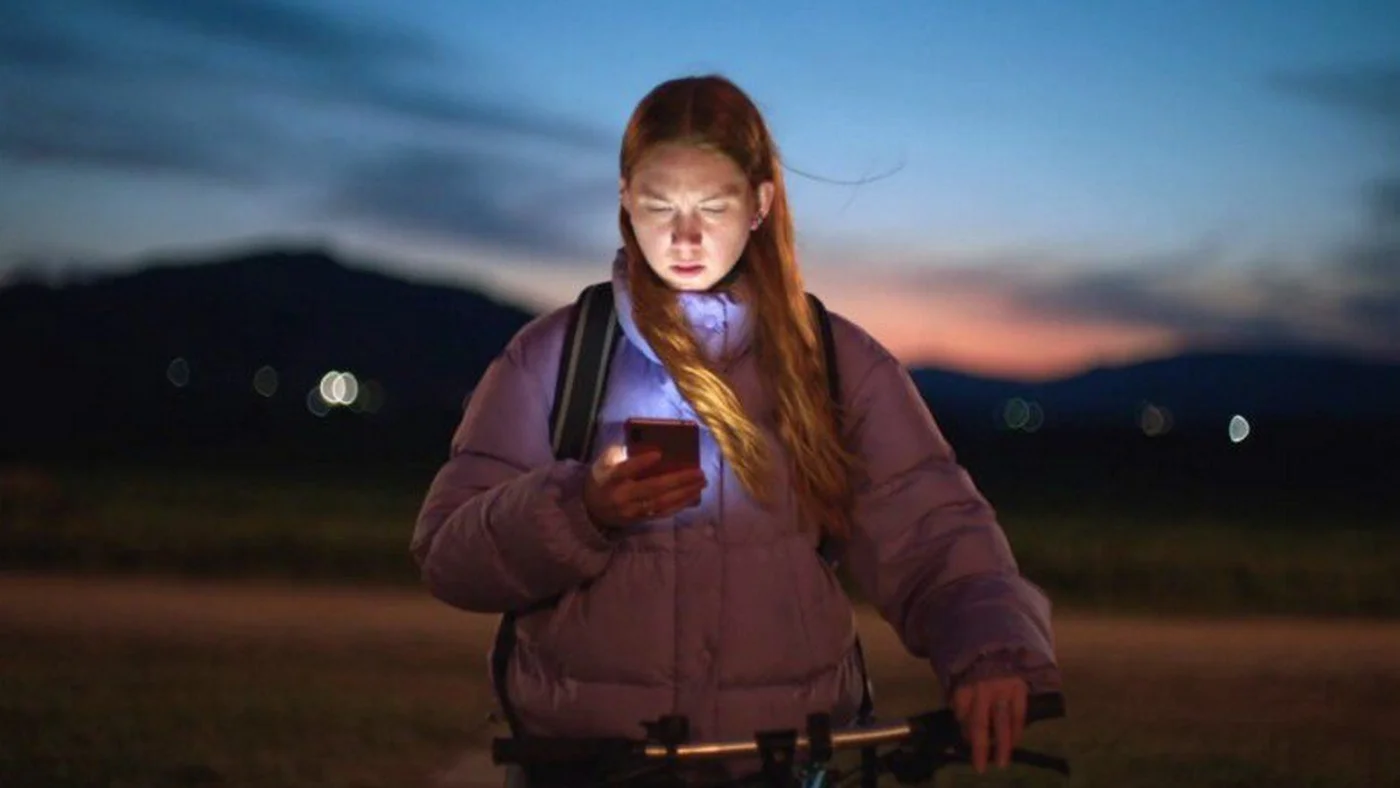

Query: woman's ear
[[755, 181, 775, 218], [618, 176, 631, 216]]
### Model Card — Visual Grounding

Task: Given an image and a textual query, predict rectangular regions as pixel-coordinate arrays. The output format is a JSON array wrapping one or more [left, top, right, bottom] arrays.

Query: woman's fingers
[[952, 677, 1028, 773], [620, 468, 705, 503], [610, 450, 663, 481], [993, 695, 1013, 769], [967, 691, 992, 774], [626, 481, 706, 519], [648, 480, 707, 516], [592, 448, 707, 523], [1010, 684, 1027, 749], [611, 469, 706, 520]]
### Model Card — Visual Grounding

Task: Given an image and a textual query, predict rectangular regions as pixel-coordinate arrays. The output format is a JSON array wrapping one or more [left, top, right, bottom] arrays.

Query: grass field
[[3, 464, 1399, 787], [1, 575, 1397, 788], [3, 465, 1397, 618]]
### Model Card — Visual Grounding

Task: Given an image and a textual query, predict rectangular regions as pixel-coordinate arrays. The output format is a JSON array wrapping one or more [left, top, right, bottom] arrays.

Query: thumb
[[592, 444, 627, 484]]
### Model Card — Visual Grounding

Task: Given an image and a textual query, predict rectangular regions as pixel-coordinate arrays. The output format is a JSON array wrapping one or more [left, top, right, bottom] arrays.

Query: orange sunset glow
[[805, 274, 1185, 381]]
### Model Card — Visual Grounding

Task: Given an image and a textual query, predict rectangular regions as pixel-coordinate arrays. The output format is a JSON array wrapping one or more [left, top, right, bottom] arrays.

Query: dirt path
[[6, 572, 1400, 788], [4, 571, 1398, 676]]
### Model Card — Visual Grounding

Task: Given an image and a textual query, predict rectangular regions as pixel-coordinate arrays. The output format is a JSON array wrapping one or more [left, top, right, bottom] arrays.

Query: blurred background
[[2, 2, 1398, 787]]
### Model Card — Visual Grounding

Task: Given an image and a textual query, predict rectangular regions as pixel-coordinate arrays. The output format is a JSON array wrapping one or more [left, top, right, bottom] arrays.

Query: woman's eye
[[700, 204, 727, 215], [644, 205, 673, 214]]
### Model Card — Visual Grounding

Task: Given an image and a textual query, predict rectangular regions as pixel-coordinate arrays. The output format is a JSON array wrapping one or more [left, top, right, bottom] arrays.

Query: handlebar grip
[[491, 736, 639, 766], [906, 691, 1068, 752]]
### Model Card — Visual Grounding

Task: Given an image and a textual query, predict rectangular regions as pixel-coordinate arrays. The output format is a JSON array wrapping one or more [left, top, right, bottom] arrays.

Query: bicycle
[[492, 691, 1070, 787]]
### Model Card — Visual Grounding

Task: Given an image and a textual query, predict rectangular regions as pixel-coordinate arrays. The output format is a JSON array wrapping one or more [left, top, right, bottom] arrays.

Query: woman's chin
[[657, 270, 716, 291], [667, 279, 715, 292]]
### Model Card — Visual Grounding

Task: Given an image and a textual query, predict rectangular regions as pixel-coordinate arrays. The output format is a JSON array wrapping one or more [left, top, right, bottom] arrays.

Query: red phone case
[[624, 417, 700, 477]]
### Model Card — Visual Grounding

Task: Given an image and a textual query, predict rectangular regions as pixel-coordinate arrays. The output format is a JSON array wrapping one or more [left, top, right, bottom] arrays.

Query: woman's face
[[622, 143, 774, 292]]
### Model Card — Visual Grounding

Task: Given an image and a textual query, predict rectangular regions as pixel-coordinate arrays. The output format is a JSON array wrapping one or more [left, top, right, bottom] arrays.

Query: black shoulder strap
[[808, 293, 876, 724], [808, 293, 842, 566], [806, 293, 841, 416], [492, 282, 621, 740], [549, 281, 622, 462]]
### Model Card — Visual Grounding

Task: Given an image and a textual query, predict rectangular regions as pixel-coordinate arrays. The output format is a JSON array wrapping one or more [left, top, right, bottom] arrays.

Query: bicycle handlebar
[[493, 691, 1067, 767]]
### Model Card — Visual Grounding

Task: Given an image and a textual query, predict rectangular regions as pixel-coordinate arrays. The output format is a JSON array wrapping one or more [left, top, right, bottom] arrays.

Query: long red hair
[[618, 75, 858, 540]]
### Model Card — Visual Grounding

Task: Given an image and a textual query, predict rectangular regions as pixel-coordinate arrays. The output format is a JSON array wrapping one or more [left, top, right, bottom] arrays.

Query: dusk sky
[[2, 0, 1398, 380]]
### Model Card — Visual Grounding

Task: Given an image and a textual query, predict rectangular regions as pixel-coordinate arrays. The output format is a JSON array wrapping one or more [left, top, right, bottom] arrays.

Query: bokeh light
[[1024, 401, 1044, 432], [318, 370, 360, 406], [1003, 398, 1030, 430], [1229, 414, 1251, 443], [253, 365, 279, 398], [1139, 403, 1174, 436], [306, 386, 330, 417], [1001, 398, 1044, 433], [166, 357, 189, 388], [348, 379, 384, 414]]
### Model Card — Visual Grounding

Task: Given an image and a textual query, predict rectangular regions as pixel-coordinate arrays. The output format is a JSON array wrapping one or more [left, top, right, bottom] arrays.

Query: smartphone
[[624, 417, 700, 479]]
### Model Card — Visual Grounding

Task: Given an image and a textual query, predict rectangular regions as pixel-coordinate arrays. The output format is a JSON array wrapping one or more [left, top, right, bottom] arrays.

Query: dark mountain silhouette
[[912, 351, 1400, 431], [0, 246, 534, 465], [910, 354, 1400, 509], [2, 245, 1397, 501]]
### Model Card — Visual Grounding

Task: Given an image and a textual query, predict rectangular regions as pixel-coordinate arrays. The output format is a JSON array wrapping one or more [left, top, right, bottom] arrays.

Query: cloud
[[887, 209, 1398, 357], [899, 245, 1397, 363], [1362, 175, 1400, 228], [0, 76, 281, 183], [100, 0, 426, 66], [0, 1, 612, 161], [0, 0, 616, 258], [323, 146, 615, 257], [890, 247, 1351, 357], [1267, 64, 1400, 126], [1270, 63, 1400, 347]]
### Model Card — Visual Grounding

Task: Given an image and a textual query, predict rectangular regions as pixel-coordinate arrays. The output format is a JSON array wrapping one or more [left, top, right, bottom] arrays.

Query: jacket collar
[[609, 248, 754, 367]]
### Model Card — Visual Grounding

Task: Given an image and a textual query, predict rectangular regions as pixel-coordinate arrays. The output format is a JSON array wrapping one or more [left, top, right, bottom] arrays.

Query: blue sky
[[1, 0, 1397, 378]]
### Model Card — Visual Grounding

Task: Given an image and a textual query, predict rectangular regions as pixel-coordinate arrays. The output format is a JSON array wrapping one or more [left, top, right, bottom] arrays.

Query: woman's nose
[[671, 213, 702, 246]]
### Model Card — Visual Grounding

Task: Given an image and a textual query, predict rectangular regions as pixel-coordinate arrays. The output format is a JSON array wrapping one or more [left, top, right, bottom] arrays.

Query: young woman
[[412, 75, 1061, 786]]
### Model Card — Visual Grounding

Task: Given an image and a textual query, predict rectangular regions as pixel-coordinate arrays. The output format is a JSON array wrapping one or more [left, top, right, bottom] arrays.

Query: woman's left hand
[[951, 675, 1028, 773]]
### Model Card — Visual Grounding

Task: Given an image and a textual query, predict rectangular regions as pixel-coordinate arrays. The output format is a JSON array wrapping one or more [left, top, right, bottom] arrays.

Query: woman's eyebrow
[[702, 184, 745, 200], [637, 183, 745, 201]]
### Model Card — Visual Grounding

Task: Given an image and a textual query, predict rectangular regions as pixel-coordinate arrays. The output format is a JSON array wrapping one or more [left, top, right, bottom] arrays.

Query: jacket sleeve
[[410, 332, 617, 614], [839, 345, 1061, 696]]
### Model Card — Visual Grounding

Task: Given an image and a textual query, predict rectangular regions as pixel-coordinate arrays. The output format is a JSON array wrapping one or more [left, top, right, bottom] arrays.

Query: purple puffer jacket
[[412, 252, 1060, 746]]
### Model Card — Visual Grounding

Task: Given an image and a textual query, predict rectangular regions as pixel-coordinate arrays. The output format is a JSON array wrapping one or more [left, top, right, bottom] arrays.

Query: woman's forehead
[[631, 145, 747, 192]]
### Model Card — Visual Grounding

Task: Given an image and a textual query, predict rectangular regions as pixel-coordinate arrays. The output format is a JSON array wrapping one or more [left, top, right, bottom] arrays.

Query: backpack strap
[[549, 282, 621, 461], [807, 292, 842, 418], [806, 293, 877, 725], [808, 293, 842, 567], [491, 281, 621, 740]]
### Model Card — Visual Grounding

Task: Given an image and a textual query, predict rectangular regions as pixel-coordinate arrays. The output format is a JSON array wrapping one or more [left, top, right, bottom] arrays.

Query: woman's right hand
[[584, 446, 707, 530]]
